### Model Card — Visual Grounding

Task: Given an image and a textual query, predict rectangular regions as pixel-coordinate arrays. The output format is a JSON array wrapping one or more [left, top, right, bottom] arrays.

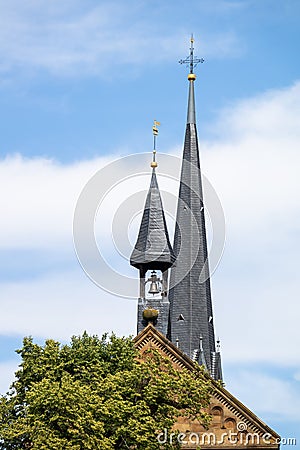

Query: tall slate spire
[[169, 37, 222, 380]]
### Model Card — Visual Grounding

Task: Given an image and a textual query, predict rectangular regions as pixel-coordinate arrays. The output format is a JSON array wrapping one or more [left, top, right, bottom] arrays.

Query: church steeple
[[130, 122, 175, 335], [169, 37, 222, 380]]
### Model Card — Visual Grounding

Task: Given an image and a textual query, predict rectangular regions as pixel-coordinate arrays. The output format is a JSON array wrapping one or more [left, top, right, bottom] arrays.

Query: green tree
[[0, 333, 211, 449]]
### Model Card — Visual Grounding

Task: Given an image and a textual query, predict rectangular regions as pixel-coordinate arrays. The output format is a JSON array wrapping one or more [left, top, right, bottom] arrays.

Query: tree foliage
[[0, 332, 211, 449]]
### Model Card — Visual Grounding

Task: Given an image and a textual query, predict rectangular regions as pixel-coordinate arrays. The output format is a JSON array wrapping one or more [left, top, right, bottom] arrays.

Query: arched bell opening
[[138, 267, 170, 301]]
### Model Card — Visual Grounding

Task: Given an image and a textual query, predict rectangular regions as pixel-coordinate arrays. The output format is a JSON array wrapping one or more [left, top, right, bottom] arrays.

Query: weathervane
[[151, 120, 160, 168], [179, 34, 204, 74]]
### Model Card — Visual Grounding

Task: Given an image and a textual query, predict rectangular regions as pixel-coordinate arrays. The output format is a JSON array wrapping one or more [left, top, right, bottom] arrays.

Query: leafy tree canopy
[[0, 332, 211, 449]]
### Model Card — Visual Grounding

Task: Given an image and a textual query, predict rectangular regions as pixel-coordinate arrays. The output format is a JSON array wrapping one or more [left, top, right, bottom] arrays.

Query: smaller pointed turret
[[130, 122, 175, 335], [130, 169, 175, 270]]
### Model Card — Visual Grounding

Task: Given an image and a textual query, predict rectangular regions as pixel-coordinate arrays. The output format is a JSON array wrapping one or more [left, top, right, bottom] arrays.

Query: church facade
[[130, 38, 280, 449]]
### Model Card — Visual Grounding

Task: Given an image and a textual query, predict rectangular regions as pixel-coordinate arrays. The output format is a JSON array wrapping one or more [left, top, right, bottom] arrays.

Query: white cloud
[[0, 0, 241, 77], [0, 154, 113, 249], [0, 269, 136, 341], [0, 152, 176, 253], [203, 82, 300, 232]]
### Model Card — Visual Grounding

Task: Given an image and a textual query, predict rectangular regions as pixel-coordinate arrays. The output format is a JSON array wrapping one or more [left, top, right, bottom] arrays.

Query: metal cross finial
[[179, 34, 204, 73]]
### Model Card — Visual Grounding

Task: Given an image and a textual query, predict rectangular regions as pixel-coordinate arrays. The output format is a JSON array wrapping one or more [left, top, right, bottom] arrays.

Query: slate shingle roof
[[168, 77, 223, 381], [130, 169, 176, 270]]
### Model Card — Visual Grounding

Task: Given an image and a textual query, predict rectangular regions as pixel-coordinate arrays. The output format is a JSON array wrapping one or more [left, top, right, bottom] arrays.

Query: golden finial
[[151, 120, 160, 168], [188, 73, 196, 81]]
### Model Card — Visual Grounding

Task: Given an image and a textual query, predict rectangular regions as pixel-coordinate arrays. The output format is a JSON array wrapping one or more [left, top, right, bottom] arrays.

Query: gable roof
[[134, 324, 280, 447]]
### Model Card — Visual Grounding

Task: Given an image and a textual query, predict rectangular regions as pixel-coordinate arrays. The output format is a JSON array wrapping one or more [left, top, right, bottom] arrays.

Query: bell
[[148, 270, 160, 295], [149, 280, 159, 295]]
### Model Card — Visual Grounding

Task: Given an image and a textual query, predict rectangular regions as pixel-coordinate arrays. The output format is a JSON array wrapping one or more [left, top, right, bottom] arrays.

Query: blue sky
[[0, 0, 300, 444]]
